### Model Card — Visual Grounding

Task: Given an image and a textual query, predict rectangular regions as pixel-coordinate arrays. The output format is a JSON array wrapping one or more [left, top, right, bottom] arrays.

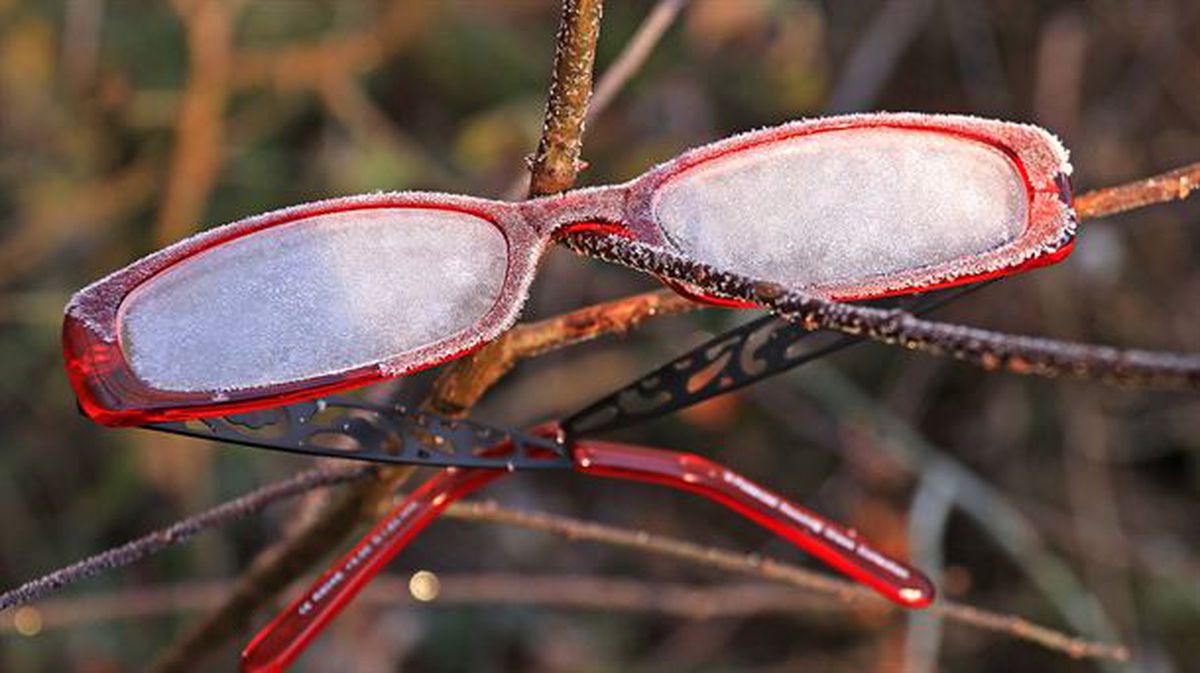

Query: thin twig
[[586, 0, 688, 124], [1073, 161, 1200, 220], [156, 0, 235, 246], [0, 465, 370, 612], [2, 495, 1130, 664], [0, 576, 856, 634], [444, 499, 1130, 663], [504, 0, 686, 199]]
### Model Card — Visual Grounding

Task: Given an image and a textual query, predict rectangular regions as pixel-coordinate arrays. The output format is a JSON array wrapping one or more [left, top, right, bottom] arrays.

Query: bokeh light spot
[[14, 607, 43, 637], [409, 570, 440, 602]]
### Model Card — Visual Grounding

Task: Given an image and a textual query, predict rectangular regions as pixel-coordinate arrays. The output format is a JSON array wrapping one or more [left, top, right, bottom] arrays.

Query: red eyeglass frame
[[241, 428, 934, 673], [63, 113, 1074, 427]]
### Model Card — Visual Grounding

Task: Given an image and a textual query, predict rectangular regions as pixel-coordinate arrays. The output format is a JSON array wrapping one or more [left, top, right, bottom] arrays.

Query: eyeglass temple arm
[[242, 435, 933, 672], [572, 439, 935, 608], [562, 282, 987, 438], [144, 398, 572, 471], [240, 465, 507, 673]]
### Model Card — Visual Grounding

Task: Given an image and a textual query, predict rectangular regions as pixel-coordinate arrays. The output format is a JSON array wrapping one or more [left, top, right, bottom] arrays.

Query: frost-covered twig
[[0, 571, 1123, 664], [0, 465, 369, 612], [558, 214, 1200, 390]]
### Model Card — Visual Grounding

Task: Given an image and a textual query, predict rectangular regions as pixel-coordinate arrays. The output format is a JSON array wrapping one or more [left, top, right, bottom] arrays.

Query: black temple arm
[[147, 398, 571, 470], [562, 283, 990, 438]]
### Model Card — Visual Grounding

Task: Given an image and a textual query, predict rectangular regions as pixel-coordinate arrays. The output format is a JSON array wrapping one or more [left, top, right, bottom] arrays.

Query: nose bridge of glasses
[[519, 182, 634, 238]]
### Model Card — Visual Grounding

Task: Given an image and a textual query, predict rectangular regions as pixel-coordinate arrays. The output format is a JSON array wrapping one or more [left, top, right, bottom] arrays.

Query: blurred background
[[1, 0, 1198, 671]]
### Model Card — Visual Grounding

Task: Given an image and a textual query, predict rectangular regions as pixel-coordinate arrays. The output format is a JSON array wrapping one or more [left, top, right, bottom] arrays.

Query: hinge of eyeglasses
[[562, 281, 991, 438], [147, 398, 573, 470]]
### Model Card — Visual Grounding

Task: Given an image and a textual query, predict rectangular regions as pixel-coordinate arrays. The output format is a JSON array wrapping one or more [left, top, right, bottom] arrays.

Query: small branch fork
[[428, 287, 696, 416]]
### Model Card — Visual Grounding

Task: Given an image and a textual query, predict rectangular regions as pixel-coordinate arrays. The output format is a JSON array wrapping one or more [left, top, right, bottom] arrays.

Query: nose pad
[[555, 221, 635, 238], [659, 277, 759, 309], [556, 221, 759, 309], [1055, 172, 1074, 206]]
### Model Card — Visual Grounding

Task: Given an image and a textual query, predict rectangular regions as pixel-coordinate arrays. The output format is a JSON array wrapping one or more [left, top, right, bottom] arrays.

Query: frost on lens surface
[[652, 127, 1030, 290], [120, 208, 507, 392]]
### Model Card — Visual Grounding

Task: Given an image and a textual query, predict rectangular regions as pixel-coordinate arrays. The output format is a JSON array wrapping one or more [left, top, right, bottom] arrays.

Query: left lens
[[118, 207, 507, 393]]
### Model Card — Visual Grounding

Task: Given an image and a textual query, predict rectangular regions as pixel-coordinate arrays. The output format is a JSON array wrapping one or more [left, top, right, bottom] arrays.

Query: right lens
[[652, 127, 1030, 291], [118, 207, 508, 394]]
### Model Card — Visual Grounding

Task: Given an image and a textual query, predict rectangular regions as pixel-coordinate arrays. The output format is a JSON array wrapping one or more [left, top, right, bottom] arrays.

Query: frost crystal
[[653, 127, 1029, 288], [120, 207, 507, 392]]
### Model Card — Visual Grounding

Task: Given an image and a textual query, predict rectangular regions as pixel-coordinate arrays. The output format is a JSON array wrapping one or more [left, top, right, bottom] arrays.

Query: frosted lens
[[653, 128, 1029, 289], [120, 208, 508, 392]]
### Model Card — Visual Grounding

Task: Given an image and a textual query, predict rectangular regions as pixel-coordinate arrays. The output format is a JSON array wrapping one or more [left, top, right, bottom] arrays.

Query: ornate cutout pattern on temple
[[148, 397, 571, 470], [564, 283, 986, 439]]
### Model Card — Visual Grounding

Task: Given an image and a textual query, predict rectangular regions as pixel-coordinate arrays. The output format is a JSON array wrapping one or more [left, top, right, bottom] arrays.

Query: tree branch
[[0, 465, 369, 612], [527, 0, 605, 196], [156, 0, 234, 246], [586, 0, 687, 125], [0, 576, 870, 634], [428, 287, 697, 416]]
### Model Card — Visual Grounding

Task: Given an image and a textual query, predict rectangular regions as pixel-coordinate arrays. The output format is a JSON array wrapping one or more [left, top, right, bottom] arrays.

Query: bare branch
[[1074, 161, 1200, 220], [558, 230, 1200, 390], [0, 576, 858, 634], [0, 465, 369, 612], [6, 533, 1127, 664], [528, 0, 605, 196], [505, 0, 685, 199], [156, 0, 234, 246]]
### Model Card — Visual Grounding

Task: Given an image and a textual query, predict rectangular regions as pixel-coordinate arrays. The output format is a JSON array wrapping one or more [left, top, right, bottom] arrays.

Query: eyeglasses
[[63, 113, 1075, 426], [239, 425, 934, 673]]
